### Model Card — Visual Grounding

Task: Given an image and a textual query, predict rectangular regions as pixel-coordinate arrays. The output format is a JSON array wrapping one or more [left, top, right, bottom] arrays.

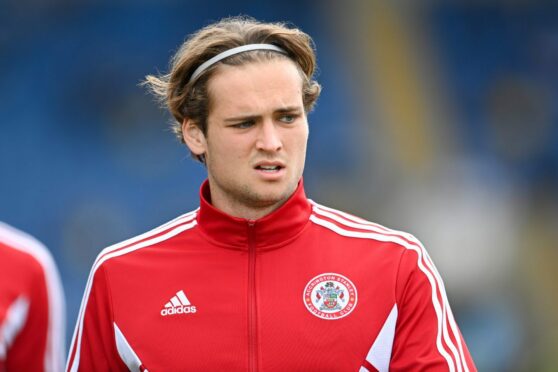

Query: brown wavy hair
[[143, 16, 322, 162]]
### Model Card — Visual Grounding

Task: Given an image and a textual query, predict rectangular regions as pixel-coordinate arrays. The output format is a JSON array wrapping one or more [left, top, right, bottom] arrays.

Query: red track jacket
[[67, 180, 476, 371], [0, 222, 66, 372]]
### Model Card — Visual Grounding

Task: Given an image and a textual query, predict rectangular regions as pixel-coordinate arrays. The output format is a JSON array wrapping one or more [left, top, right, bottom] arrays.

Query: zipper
[[247, 220, 258, 372]]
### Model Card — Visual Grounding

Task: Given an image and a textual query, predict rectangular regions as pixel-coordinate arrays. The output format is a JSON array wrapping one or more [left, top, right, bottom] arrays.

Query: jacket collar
[[196, 179, 311, 250]]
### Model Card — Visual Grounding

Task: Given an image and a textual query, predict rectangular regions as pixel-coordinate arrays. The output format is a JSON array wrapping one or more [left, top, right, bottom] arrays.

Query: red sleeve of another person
[[4, 254, 49, 371], [0, 222, 65, 372]]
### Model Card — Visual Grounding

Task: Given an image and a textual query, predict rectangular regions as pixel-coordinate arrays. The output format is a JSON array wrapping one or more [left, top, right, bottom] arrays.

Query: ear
[[182, 118, 207, 156]]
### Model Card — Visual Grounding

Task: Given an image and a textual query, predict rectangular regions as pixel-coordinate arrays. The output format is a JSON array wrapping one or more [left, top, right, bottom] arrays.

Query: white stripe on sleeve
[[0, 296, 30, 360], [114, 322, 145, 372], [365, 304, 398, 372], [310, 203, 471, 371], [309, 211, 459, 371], [0, 221, 66, 372]]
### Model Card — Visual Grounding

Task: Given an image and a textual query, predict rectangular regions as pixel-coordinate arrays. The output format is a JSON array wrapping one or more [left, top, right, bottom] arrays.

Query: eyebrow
[[224, 106, 302, 122], [276, 106, 302, 113]]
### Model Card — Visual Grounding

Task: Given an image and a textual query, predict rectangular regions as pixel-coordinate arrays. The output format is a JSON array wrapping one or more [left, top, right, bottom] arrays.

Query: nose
[[256, 120, 282, 152]]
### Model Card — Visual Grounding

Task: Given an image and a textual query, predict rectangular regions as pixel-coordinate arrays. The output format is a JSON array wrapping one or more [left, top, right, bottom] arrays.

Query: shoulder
[[0, 221, 57, 276], [93, 209, 199, 270], [0, 221, 65, 335], [307, 202, 443, 299], [307, 200, 424, 252]]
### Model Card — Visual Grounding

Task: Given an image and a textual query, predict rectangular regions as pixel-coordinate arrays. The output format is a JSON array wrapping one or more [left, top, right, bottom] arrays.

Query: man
[[67, 17, 476, 371], [0, 221, 66, 371]]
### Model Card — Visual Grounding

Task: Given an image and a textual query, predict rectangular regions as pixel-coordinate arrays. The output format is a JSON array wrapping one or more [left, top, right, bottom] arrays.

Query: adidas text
[[161, 305, 197, 316]]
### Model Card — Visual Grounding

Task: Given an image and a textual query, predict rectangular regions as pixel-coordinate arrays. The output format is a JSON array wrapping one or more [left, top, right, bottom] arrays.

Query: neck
[[196, 178, 311, 250], [206, 181, 294, 221], [216, 202, 282, 221]]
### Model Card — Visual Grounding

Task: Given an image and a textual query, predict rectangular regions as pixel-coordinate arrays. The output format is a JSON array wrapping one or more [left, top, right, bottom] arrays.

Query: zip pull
[[247, 220, 256, 228]]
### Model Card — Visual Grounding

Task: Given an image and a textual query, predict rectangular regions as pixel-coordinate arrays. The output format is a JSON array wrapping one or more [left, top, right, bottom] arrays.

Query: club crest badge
[[303, 273, 357, 320]]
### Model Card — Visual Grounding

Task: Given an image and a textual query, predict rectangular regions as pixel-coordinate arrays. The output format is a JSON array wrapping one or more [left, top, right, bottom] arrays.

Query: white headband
[[189, 43, 287, 83]]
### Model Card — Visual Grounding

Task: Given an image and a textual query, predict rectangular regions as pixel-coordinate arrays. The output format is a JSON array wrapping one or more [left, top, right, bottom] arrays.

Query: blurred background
[[1, 0, 557, 370]]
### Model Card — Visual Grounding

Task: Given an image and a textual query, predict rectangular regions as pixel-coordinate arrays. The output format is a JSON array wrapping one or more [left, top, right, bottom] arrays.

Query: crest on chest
[[303, 273, 358, 320]]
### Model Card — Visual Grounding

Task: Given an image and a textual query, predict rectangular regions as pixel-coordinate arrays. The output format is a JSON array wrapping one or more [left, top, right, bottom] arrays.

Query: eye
[[231, 120, 255, 129], [279, 113, 298, 124]]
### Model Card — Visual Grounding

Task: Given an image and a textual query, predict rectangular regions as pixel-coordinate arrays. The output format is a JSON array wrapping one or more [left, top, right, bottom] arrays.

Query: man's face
[[185, 59, 309, 219]]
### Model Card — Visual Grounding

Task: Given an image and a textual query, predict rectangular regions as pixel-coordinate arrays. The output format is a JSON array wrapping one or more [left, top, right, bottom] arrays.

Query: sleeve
[[66, 263, 129, 372], [4, 248, 66, 372], [390, 245, 477, 372]]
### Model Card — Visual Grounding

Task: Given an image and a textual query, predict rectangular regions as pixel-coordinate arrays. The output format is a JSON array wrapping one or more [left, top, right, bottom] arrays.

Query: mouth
[[254, 162, 285, 173], [255, 165, 283, 172]]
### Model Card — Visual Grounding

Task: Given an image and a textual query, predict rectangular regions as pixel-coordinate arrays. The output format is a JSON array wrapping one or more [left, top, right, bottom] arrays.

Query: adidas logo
[[160, 290, 197, 316]]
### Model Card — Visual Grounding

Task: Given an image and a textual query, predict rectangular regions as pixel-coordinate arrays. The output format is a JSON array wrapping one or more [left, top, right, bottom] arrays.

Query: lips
[[254, 161, 285, 172], [256, 165, 281, 172]]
